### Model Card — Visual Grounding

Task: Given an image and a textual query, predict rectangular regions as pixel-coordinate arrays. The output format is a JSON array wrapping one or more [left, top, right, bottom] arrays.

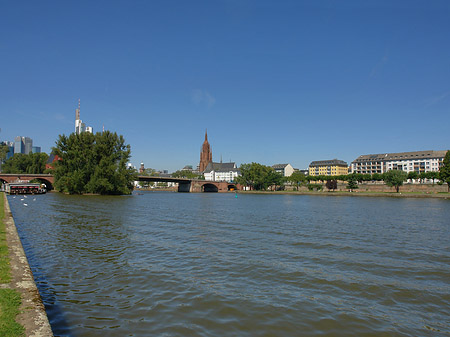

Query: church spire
[[199, 129, 212, 173]]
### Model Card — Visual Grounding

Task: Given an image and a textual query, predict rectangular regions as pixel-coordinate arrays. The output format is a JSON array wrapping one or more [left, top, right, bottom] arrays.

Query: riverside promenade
[[1, 192, 53, 336]]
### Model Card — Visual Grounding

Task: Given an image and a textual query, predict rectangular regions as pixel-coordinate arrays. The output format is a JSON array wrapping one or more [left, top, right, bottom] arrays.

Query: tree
[[371, 173, 383, 181], [172, 170, 201, 179], [288, 171, 306, 191], [353, 173, 364, 183], [325, 179, 337, 191], [439, 150, 450, 192], [383, 169, 408, 193], [142, 168, 157, 176], [362, 174, 372, 181], [267, 171, 285, 190], [427, 171, 439, 185], [0, 143, 9, 163], [235, 162, 279, 191], [347, 175, 358, 191], [53, 131, 136, 195], [407, 171, 419, 182], [1, 152, 49, 174]]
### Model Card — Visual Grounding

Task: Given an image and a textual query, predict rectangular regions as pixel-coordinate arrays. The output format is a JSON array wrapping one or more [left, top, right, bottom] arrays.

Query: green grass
[[0, 289, 25, 337], [0, 193, 10, 284], [0, 193, 25, 337]]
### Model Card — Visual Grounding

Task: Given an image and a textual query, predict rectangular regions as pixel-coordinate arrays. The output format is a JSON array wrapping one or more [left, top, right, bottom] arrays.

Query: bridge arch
[[227, 184, 237, 191], [31, 178, 54, 191], [202, 183, 219, 193], [0, 178, 8, 187]]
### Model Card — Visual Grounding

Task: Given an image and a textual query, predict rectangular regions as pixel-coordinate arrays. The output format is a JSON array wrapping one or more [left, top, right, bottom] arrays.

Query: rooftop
[[352, 150, 447, 163], [309, 159, 348, 167]]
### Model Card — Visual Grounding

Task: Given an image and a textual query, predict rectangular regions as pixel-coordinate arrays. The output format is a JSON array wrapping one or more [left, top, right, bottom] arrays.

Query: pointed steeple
[[199, 129, 212, 172]]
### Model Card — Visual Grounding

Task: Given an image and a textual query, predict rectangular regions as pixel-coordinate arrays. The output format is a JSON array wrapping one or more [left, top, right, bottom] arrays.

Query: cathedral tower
[[199, 129, 212, 172]]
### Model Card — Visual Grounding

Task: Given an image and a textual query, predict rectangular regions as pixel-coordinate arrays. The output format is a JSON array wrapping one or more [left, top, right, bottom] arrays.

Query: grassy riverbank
[[0, 192, 25, 336]]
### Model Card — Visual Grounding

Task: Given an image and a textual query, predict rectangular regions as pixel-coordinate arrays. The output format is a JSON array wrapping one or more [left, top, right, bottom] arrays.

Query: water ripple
[[7, 192, 450, 336]]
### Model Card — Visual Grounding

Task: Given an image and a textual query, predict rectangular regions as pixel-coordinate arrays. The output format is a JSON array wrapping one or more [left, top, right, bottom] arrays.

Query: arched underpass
[[202, 183, 219, 192], [32, 178, 54, 191]]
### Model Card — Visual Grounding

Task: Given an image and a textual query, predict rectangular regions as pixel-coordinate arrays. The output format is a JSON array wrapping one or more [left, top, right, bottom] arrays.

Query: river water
[[7, 192, 450, 336]]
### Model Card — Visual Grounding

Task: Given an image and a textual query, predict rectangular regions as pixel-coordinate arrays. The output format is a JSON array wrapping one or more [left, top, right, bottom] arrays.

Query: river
[[7, 192, 450, 336]]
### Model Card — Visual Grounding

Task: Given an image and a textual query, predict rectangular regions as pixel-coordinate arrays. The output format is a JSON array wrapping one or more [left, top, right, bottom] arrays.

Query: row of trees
[[1, 152, 49, 174], [171, 170, 203, 179]]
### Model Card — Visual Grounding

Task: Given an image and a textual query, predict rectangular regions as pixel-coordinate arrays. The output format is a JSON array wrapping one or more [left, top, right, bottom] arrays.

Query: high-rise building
[[75, 99, 93, 135], [199, 130, 212, 172], [14, 136, 33, 155]]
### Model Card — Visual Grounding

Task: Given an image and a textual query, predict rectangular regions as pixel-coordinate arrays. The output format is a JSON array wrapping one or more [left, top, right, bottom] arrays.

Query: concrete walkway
[[3, 193, 53, 336]]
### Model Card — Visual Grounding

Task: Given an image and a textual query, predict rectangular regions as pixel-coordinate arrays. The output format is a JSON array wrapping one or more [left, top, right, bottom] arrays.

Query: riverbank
[[237, 190, 450, 199], [0, 192, 53, 336]]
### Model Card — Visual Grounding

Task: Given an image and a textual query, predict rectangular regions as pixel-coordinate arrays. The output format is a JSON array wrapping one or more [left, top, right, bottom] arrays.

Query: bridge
[[0, 173, 55, 190], [0, 173, 239, 193], [137, 176, 240, 193]]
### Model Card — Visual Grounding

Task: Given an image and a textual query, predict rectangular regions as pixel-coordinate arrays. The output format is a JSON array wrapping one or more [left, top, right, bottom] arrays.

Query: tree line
[[0, 152, 49, 174]]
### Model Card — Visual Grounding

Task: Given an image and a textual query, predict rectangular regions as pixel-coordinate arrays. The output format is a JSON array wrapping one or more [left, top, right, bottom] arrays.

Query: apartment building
[[309, 159, 349, 176], [351, 150, 447, 174]]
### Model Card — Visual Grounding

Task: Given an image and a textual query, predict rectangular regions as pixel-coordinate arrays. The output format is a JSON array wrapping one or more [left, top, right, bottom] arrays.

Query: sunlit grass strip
[[0, 192, 11, 284], [0, 288, 25, 336], [0, 192, 25, 336]]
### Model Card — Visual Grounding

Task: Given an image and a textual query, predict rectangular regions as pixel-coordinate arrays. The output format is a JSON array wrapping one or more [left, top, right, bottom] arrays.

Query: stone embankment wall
[[290, 183, 448, 193], [2, 193, 54, 336]]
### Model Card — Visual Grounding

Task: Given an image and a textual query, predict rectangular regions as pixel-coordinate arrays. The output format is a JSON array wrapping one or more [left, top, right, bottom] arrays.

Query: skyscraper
[[75, 99, 93, 134], [14, 136, 33, 154], [199, 130, 212, 172]]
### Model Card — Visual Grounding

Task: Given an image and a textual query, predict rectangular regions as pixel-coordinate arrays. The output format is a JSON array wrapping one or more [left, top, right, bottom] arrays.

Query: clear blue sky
[[1, 0, 449, 172]]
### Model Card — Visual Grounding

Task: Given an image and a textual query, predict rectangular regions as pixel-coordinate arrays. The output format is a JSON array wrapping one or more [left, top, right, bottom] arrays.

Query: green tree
[[1, 152, 48, 174], [172, 170, 201, 179], [0, 143, 9, 163], [353, 173, 364, 183], [53, 131, 136, 195], [427, 171, 439, 185], [235, 162, 278, 191], [267, 170, 285, 190], [407, 171, 419, 182], [347, 175, 358, 191], [383, 169, 408, 193], [418, 172, 428, 183], [371, 173, 383, 181], [141, 168, 157, 176], [439, 150, 450, 192], [288, 171, 306, 191]]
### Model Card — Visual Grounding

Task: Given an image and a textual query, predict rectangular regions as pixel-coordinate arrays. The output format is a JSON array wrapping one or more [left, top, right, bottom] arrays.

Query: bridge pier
[[178, 182, 191, 193]]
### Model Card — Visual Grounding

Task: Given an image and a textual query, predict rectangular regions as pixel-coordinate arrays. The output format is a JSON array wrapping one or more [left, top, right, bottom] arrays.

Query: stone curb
[[3, 193, 54, 336]]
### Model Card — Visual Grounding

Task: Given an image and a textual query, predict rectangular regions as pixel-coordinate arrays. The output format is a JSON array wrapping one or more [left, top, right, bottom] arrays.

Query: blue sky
[[1, 0, 449, 172]]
